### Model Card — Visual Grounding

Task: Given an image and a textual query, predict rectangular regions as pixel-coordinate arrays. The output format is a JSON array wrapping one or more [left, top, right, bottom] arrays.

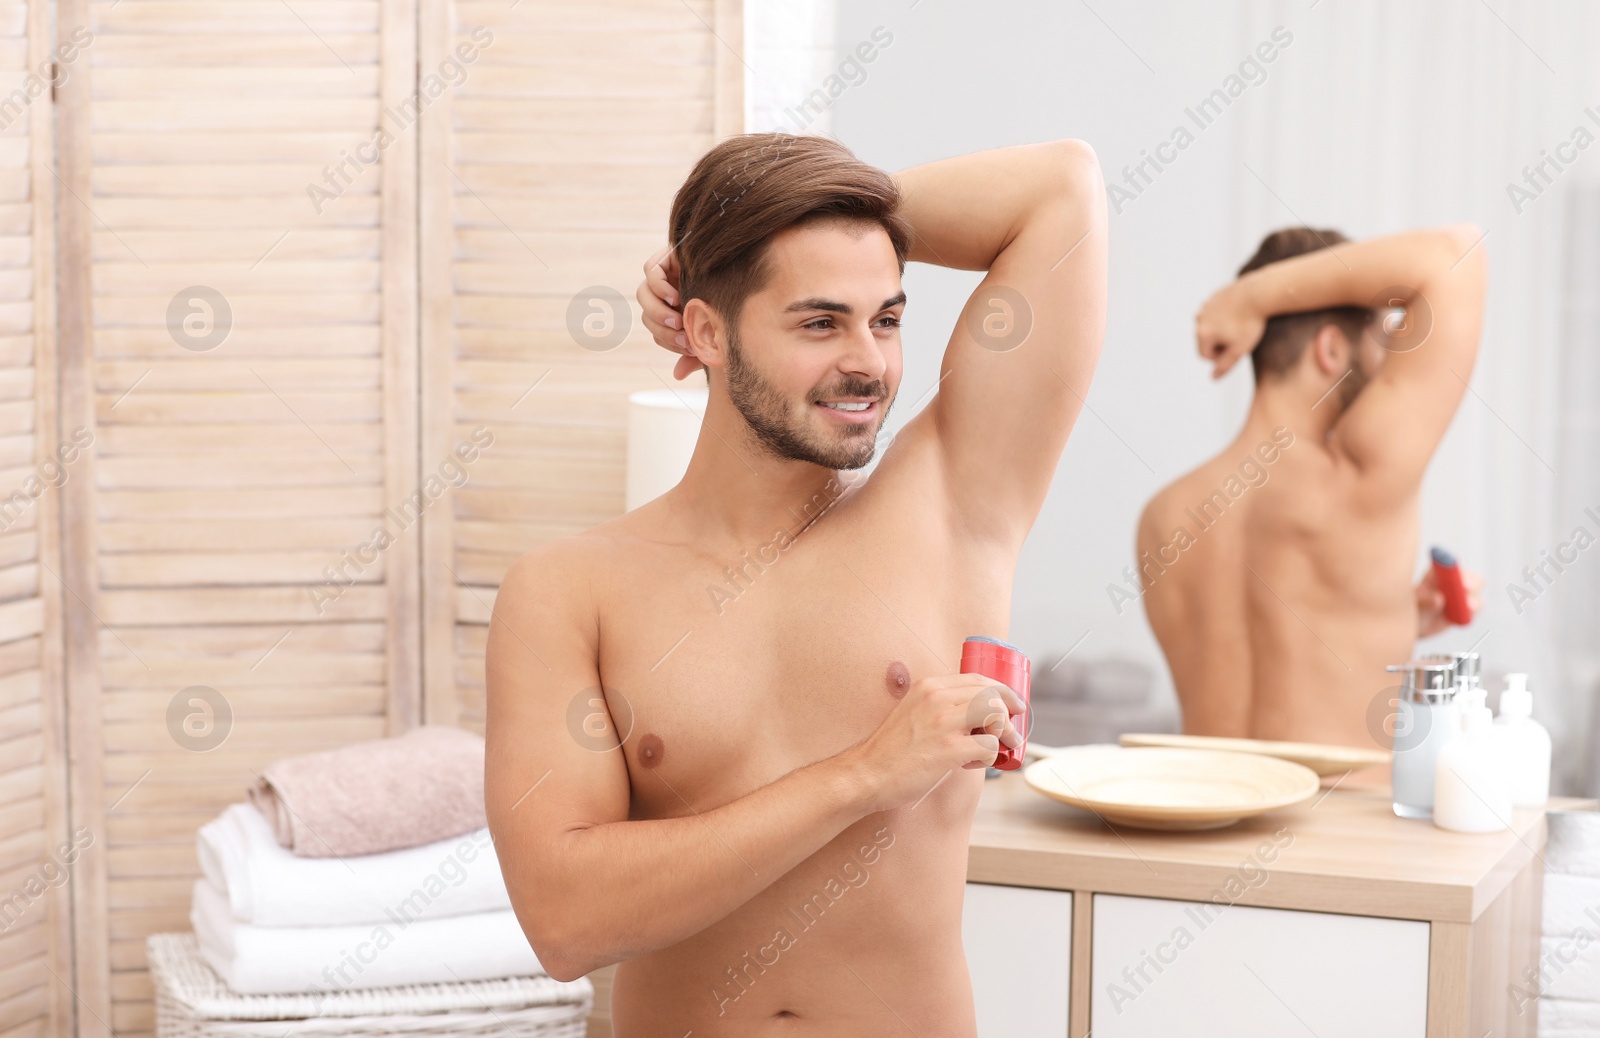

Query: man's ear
[[1308, 323, 1350, 376], [682, 298, 729, 370]]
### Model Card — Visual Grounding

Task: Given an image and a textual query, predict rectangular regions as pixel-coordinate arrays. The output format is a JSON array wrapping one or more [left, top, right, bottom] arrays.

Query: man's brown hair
[[668, 133, 912, 336], [1237, 227, 1372, 381]]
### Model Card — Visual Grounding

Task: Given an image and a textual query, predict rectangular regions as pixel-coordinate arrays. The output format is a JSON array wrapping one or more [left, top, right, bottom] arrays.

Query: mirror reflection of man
[[1138, 226, 1486, 748]]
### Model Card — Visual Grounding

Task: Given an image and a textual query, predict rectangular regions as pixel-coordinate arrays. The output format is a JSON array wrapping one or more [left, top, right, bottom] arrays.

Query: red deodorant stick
[[959, 636, 1031, 771], [1429, 546, 1474, 626]]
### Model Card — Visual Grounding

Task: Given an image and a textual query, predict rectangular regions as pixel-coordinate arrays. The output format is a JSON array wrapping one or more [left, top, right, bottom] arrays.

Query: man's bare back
[[1139, 420, 1422, 746], [484, 135, 1105, 1036], [1140, 225, 1487, 750]]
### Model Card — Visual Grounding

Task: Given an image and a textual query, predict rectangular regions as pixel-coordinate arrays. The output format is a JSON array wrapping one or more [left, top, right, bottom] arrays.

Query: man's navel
[[885, 660, 910, 699]]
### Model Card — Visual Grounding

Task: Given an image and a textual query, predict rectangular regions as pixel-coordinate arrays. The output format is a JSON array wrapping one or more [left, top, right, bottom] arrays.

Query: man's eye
[[876, 315, 902, 329], [804, 317, 833, 330]]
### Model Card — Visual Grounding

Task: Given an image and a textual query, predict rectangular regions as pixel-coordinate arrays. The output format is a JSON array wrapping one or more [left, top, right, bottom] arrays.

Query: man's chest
[[591, 514, 1011, 817]]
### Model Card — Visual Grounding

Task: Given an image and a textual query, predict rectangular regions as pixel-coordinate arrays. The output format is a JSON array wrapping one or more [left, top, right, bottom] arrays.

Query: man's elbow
[[1047, 138, 1105, 202], [1435, 222, 1487, 274], [540, 953, 592, 986], [524, 910, 599, 983]]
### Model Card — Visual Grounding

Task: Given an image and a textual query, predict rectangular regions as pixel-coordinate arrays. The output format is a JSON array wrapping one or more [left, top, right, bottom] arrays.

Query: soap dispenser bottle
[[1494, 673, 1552, 806], [1387, 660, 1460, 819], [1433, 687, 1513, 833]]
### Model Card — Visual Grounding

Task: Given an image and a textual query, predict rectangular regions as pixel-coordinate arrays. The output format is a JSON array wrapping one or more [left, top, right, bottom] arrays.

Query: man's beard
[[724, 325, 891, 470]]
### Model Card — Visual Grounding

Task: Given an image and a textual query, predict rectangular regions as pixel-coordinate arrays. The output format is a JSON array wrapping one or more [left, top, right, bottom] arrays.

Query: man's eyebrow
[[783, 292, 907, 315]]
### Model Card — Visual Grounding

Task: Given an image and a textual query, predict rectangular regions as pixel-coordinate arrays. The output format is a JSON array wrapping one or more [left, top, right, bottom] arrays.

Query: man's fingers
[[636, 284, 695, 357], [643, 244, 681, 307], [646, 268, 679, 309], [972, 697, 1007, 734], [639, 295, 678, 337], [969, 681, 1022, 716], [995, 685, 1024, 715]]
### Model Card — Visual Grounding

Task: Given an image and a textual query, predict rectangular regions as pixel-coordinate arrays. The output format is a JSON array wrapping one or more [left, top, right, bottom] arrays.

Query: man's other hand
[[1415, 565, 1483, 638]]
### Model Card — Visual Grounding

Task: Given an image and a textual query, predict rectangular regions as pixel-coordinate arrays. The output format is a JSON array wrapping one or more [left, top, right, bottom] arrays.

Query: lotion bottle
[[1433, 687, 1512, 833], [1493, 673, 1552, 806]]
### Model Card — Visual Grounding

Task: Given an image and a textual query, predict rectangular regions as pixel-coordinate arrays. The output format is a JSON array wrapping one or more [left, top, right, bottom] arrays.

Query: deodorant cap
[[964, 635, 1023, 653]]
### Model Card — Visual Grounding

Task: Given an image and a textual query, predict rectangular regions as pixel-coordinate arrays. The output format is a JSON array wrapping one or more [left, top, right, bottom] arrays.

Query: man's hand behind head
[[636, 244, 703, 380]]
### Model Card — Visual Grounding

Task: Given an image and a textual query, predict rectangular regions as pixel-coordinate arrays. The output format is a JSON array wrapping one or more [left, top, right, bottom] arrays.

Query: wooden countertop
[[967, 768, 1596, 924]]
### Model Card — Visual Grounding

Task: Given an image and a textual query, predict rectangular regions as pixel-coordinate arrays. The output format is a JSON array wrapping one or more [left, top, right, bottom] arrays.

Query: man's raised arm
[[896, 140, 1107, 550], [1198, 225, 1487, 497]]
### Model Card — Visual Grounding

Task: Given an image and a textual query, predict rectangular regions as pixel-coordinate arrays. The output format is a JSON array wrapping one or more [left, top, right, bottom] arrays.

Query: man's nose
[[839, 323, 889, 381]]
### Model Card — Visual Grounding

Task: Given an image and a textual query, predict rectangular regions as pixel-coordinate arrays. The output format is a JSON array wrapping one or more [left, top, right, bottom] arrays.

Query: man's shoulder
[[1140, 459, 1225, 534], [497, 530, 612, 620]]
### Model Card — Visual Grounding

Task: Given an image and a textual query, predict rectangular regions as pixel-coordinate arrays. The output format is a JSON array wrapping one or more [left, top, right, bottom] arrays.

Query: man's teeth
[[821, 402, 871, 411]]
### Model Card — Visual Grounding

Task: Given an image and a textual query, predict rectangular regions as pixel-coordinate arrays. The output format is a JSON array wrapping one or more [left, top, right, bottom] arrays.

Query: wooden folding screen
[[0, 0, 71, 1034], [54, 0, 420, 1032], [418, 0, 743, 729], [27, 0, 739, 1034]]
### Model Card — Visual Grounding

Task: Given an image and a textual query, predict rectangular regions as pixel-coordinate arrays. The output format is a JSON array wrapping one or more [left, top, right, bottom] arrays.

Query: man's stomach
[[607, 804, 978, 1037]]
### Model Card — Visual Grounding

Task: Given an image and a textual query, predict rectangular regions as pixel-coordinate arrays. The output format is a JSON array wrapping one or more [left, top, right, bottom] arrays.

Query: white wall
[[746, 0, 837, 135]]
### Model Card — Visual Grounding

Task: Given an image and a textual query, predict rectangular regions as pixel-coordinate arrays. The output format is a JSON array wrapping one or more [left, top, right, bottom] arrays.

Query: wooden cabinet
[[966, 772, 1584, 1038], [958, 883, 1431, 1038], [961, 883, 1073, 1035], [1089, 893, 1428, 1037]]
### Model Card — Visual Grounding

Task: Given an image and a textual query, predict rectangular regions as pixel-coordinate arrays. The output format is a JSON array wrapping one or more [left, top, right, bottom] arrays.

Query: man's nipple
[[885, 660, 910, 699], [638, 733, 665, 769]]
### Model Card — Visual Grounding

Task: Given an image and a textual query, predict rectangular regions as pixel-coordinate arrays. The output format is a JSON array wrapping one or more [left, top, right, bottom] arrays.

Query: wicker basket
[[149, 933, 593, 1038]]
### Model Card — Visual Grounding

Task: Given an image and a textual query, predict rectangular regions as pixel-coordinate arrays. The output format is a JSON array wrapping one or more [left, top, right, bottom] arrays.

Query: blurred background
[[1, 0, 1597, 1034]]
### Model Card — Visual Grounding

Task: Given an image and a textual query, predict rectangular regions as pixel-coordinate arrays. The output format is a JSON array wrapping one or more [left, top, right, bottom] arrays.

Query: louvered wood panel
[[57, 0, 419, 1033], [0, 1, 71, 1036], [419, 0, 743, 731]]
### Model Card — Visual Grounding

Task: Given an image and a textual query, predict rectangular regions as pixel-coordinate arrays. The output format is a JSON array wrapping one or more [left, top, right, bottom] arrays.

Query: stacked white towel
[[1538, 811, 1600, 1035], [192, 803, 543, 995]]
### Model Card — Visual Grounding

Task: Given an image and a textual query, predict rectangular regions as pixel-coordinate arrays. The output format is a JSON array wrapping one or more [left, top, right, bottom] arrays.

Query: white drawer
[[1091, 893, 1428, 1037], [962, 883, 1073, 1036]]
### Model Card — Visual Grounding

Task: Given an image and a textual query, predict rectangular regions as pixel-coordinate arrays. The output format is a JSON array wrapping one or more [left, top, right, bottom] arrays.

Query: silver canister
[[1421, 652, 1481, 692], [1387, 660, 1461, 819]]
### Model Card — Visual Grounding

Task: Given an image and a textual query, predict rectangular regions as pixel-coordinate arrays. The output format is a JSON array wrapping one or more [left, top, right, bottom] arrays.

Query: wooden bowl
[[1118, 732, 1390, 778], [1023, 746, 1321, 831]]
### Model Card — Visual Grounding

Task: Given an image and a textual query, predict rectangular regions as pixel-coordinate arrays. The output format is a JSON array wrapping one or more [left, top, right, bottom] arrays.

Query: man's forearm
[[891, 141, 1098, 272], [1237, 226, 1480, 318], [525, 750, 877, 978]]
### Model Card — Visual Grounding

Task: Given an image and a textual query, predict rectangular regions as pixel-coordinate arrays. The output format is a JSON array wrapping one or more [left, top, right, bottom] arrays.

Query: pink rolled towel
[[248, 725, 486, 858]]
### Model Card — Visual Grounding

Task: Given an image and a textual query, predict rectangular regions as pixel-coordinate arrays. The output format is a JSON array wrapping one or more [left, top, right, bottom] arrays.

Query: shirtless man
[[484, 133, 1105, 1036], [1138, 226, 1486, 748]]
